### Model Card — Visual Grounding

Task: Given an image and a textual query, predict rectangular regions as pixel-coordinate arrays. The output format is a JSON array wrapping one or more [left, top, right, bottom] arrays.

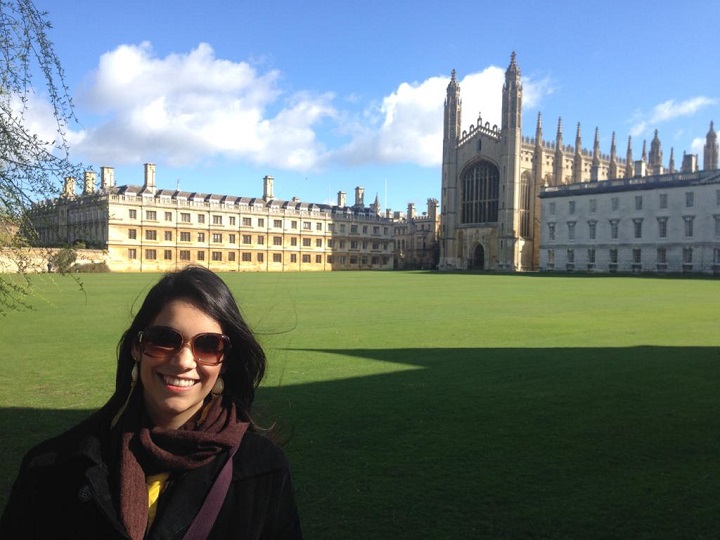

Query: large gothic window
[[461, 161, 499, 224], [519, 171, 532, 238]]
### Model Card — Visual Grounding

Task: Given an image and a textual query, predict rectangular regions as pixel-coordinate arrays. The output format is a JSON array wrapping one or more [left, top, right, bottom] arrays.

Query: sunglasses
[[138, 326, 231, 365]]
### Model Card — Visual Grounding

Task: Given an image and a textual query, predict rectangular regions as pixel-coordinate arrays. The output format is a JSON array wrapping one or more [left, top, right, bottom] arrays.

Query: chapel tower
[[704, 121, 718, 170], [440, 69, 462, 268]]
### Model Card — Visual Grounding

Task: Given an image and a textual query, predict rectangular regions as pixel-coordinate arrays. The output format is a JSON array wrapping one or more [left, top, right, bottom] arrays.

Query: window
[[242, 235, 252, 244], [303, 221, 311, 230], [229, 216, 236, 226], [212, 233, 222, 243], [567, 222, 576, 240], [350, 241, 358, 249], [273, 236, 282, 246], [290, 237, 298, 246], [587, 248, 596, 264], [257, 235, 265, 245], [610, 219, 619, 239], [241, 252, 252, 262], [128, 229, 137, 239], [258, 218, 265, 227], [197, 251, 205, 261], [315, 255, 322, 263], [290, 254, 297, 263], [611, 197, 619, 211], [243, 217, 252, 227], [339, 241, 346, 248], [549, 202, 556, 215], [146, 210, 157, 220], [633, 219, 643, 239], [683, 247, 693, 264], [715, 248, 720, 264], [181, 213, 191, 223], [632, 248, 641, 264], [659, 194, 668, 209], [634, 196, 643, 210], [715, 215, 720, 237], [548, 223, 555, 241], [317, 222, 323, 231], [128, 248, 137, 259], [547, 249, 555, 265], [291, 220, 298, 229], [228, 234, 236, 244], [179, 250, 191, 261], [180, 232, 191, 242], [302, 238, 311, 247], [316, 239, 322, 247], [257, 253, 264, 263], [273, 253, 282, 263], [198, 214, 205, 224], [717, 190, 720, 207], [274, 219, 282, 228], [363, 226, 368, 234], [686, 192, 694, 208], [684, 216, 694, 237], [212, 251, 222, 261], [145, 249, 157, 260], [165, 212, 173, 222], [146, 230, 157, 241], [327, 240, 334, 248], [383, 226, 388, 235], [373, 226, 380, 235], [350, 225, 358, 233], [197, 232, 205, 242], [566, 249, 574, 263], [327, 255, 334, 264], [164, 231, 172, 241], [340, 224, 346, 233], [609, 248, 618, 264], [657, 248, 667, 264], [372, 242, 380, 250], [129, 209, 137, 219], [588, 221, 597, 240], [461, 161, 500, 224], [213, 215, 222, 225], [657, 218, 668, 238], [164, 250, 172, 260], [228, 252, 236, 262], [569, 201, 576, 214], [589, 199, 597, 213], [302, 254, 311, 263]]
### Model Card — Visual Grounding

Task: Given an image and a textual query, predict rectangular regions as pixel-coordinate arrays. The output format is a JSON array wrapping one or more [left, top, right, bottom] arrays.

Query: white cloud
[[630, 97, 717, 136], [72, 42, 335, 170]]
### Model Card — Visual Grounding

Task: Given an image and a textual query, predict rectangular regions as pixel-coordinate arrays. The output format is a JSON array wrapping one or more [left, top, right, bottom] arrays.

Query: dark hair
[[110, 266, 266, 426]]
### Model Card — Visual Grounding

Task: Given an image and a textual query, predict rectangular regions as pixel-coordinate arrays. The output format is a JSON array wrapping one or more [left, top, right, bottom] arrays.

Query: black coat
[[0, 407, 302, 539]]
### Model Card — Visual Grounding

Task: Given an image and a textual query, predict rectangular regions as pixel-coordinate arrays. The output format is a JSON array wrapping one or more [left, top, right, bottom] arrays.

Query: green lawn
[[1, 272, 719, 539]]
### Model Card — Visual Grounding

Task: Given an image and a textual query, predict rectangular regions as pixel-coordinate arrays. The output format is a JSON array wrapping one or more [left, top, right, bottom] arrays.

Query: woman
[[0, 266, 302, 539]]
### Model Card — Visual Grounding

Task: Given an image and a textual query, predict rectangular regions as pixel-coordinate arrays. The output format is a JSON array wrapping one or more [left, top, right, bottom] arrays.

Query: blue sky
[[29, 0, 720, 213]]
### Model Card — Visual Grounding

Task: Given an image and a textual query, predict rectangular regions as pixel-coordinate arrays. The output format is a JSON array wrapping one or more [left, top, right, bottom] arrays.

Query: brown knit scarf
[[116, 391, 249, 540]]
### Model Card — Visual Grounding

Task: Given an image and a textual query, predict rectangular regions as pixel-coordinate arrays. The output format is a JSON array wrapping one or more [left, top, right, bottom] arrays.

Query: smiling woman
[[0, 266, 302, 539]]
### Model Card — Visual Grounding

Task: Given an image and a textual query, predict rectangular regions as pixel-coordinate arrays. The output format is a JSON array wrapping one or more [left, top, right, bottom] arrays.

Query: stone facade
[[28, 166, 398, 273], [440, 52, 719, 273], [392, 199, 440, 269]]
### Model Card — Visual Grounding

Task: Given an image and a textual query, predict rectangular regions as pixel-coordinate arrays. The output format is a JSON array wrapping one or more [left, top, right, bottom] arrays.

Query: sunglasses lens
[[193, 333, 228, 363], [142, 327, 183, 357]]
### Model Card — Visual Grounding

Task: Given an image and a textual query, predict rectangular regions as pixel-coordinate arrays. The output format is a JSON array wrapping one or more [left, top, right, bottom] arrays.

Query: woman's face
[[137, 299, 224, 429]]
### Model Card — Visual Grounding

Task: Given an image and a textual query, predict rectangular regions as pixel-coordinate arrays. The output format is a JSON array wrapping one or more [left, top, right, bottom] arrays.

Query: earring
[[111, 360, 139, 429], [211, 376, 224, 397], [130, 363, 138, 382]]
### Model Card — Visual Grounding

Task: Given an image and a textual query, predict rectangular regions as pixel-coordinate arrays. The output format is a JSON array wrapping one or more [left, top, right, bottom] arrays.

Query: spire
[[444, 69, 462, 142], [626, 136, 634, 177], [573, 122, 583, 182], [535, 111, 543, 140], [649, 129, 663, 173], [669, 147, 675, 173], [608, 131, 618, 179], [556, 117, 563, 147], [501, 51, 522, 131], [641, 139, 647, 163], [575, 122, 582, 151], [704, 120, 718, 170], [590, 127, 601, 181]]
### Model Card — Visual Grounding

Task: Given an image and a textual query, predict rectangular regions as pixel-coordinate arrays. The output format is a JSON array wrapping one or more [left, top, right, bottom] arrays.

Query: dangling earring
[[211, 376, 224, 397], [111, 361, 139, 429]]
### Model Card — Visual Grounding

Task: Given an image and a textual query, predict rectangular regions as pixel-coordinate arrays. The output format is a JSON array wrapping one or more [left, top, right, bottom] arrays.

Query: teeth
[[162, 375, 196, 387]]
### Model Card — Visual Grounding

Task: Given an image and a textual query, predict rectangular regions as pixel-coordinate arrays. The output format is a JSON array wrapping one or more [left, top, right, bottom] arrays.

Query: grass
[[1, 271, 719, 539]]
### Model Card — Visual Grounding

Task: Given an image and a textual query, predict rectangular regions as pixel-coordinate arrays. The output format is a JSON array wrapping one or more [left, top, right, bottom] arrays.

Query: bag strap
[[182, 441, 241, 540]]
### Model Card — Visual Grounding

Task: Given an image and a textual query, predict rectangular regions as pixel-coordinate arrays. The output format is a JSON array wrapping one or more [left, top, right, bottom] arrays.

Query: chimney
[[633, 160, 647, 177], [100, 167, 115, 190], [144, 163, 156, 192], [338, 191, 346, 207], [263, 175, 274, 199], [62, 177, 76, 198], [681, 153, 698, 173], [407, 202, 416, 220], [354, 186, 364, 207], [83, 171, 96, 195]]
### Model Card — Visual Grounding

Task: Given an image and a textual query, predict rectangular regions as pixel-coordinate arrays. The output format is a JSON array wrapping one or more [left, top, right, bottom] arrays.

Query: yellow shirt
[[146, 472, 170, 529]]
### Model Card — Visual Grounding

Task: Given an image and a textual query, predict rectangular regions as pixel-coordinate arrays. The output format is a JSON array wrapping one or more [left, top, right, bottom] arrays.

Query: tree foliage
[[0, 0, 82, 314]]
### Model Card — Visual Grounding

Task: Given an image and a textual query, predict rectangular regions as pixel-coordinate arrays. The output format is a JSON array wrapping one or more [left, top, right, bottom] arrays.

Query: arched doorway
[[471, 244, 485, 270]]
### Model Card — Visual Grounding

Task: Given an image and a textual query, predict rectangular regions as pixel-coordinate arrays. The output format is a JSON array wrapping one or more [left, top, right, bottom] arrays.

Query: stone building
[[440, 52, 719, 273], [392, 198, 440, 269], [28, 164, 396, 272]]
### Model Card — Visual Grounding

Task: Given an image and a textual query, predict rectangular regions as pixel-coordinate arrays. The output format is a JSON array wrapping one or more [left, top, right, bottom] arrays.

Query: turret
[[625, 136, 634, 177], [649, 130, 663, 174], [263, 175, 274, 200], [608, 132, 618, 179], [554, 117, 564, 185], [590, 127, 600, 181], [704, 121, 718, 170], [573, 123, 583, 182], [83, 171, 96, 195]]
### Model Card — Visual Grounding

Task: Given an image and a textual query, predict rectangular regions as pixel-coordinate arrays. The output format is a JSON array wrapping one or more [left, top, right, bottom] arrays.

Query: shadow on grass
[[3, 346, 720, 540]]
